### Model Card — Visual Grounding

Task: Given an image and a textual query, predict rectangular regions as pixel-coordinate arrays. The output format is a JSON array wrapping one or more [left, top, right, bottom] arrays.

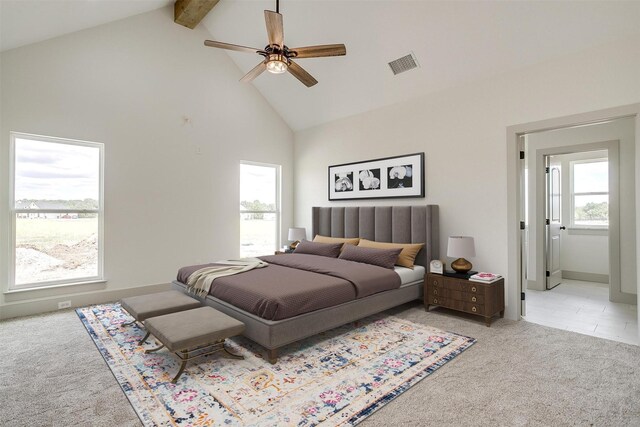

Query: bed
[[172, 205, 439, 362]]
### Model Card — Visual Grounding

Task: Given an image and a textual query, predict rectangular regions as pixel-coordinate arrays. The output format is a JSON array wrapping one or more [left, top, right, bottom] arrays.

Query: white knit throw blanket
[[186, 258, 268, 297]]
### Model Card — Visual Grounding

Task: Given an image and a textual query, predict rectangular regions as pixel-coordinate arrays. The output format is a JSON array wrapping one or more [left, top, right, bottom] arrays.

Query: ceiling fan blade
[[240, 61, 267, 83], [288, 60, 318, 87], [204, 40, 261, 54], [264, 10, 284, 48], [290, 44, 346, 59]]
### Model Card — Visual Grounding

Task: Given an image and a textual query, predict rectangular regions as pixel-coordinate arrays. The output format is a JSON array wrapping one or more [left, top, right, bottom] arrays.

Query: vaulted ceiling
[[2, 1, 640, 131]]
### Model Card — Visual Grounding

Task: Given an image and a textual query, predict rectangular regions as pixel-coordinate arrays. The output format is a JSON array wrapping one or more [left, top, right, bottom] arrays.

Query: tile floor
[[523, 279, 638, 345]]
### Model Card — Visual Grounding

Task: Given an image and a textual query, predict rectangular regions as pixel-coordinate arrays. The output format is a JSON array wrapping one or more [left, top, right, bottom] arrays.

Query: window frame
[[569, 157, 608, 230], [239, 160, 281, 258], [9, 132, 105, 290]]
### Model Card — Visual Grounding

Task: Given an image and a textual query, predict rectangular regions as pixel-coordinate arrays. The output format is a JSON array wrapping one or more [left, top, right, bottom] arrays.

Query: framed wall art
[[328, 152, 425, 201]]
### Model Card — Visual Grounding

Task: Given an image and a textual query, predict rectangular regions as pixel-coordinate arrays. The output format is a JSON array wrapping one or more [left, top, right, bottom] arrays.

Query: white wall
[[555, 151, 609, 280], [0, 7, 294, 317], [526, 119, 635, 294], [294, 35, 640, 318]]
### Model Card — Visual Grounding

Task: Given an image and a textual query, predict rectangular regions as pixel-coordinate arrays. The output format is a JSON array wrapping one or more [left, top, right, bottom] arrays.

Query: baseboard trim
[[561, 270, 609, 284], [0, 283, 171, 320], [610, 290, 637, 305], [526, 279, 544, 291]]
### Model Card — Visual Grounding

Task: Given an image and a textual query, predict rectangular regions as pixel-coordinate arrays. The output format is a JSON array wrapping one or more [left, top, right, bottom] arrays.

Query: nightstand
[[424, 273, 505, 327], [274, 250, 294, 255]]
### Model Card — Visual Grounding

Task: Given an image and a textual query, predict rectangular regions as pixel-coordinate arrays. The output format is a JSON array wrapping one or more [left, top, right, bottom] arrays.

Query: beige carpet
[[1, 301, 639, 426]]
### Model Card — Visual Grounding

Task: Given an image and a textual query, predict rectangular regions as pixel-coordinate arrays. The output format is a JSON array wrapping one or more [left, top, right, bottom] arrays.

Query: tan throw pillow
[[313, 235, 360, 247], [357, 238, 424, 269]]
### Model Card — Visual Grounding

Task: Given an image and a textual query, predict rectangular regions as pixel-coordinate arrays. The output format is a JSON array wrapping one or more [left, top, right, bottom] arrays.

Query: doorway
[[518, 117, 638, 344], [545, 150, 610, 290]]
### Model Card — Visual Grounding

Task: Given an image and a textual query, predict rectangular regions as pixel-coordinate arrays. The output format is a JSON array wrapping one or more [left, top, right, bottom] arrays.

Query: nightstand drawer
[[427, 275, 444, 288], [427, 294, 446, 306], [447, 289, 485, 304], [443, 278, 461, 290], [464, 302, 485, 315], [427, 295, 468, 311], [429, 286, 447, 297], [460, 282, 483, 294], [427, 295, 464, 310]]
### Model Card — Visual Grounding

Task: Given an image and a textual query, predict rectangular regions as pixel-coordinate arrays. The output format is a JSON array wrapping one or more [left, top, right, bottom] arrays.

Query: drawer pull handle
[[472, 296, 477, 302], [434, 298, 438, 304], [471, 286, 477, 292], [433, 280, 438, 286], [434, 289, 438, 295], [472, 306, 477, 312]]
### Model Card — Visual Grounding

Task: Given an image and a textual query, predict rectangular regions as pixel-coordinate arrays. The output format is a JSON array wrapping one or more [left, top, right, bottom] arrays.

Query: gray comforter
[[176, 254, 401, 320]]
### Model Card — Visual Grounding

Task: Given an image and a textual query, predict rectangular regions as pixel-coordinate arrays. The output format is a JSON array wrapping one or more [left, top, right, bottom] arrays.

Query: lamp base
[[451, 258, 473, 274], [289, 240, 301, 250]]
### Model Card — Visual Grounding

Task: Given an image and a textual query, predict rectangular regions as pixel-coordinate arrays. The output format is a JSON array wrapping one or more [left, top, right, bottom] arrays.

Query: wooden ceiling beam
[[174, 0, 220, 29]]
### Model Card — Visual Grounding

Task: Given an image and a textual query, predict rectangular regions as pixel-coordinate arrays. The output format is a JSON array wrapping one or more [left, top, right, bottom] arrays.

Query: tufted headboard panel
[[311, 205, 439, 268]]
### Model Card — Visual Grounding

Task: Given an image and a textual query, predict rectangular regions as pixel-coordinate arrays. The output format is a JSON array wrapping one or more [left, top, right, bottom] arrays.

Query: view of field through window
[[572, 160, 609, 227], [15, 216, 98, 285], [13, 136, 101, 286], [240, 163, 279, 258]]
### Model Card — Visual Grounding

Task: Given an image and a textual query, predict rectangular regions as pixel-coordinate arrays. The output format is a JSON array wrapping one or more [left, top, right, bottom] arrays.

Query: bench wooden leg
[[138, 331, 150, 346], [222, 342, 244, 360], [267, 348, 278, 364], [145, 344, 165, 354], [172, 350, 188, 384]]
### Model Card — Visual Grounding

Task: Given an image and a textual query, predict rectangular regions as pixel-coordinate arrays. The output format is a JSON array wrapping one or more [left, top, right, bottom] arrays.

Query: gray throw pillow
[[293, 240, 343, 258], [338, 244, 402, 269]]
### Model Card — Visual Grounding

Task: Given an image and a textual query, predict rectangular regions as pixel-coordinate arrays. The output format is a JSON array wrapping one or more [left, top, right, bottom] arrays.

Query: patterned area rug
[[77, 303, 475, 426]]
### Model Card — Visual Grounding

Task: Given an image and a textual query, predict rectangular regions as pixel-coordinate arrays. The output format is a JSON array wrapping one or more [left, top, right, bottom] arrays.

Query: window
[[10, 132, 104, 289], [570, 159, 608, 228], [239, 162, 280, 258]]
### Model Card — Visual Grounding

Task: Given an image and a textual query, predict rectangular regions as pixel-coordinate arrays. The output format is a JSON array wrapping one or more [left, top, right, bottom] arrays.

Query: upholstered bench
[[143, 306, 246, 383], [120, 290, 201, 345]]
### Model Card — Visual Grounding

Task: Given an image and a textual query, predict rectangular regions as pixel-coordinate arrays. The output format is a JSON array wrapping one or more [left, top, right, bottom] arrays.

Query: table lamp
[[288, 227, 306, 249], [447, 236, 476, 274]]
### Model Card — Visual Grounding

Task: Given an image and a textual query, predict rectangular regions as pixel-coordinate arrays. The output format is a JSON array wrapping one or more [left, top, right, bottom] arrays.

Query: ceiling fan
[[204, 0, 346, 87]]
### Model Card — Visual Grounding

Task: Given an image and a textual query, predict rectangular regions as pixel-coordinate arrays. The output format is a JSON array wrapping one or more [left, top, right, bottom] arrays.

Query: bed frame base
[[172, 280, 423, 363]]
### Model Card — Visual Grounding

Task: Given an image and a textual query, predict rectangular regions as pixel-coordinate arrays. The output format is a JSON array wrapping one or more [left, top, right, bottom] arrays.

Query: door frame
[[506, 103, 640, 321], [535, 141, 621, 300]]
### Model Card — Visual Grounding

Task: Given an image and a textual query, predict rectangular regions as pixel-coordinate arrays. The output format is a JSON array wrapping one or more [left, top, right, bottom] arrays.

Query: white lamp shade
[[288, 227, 306, 242], [447, 236, 476, 258]]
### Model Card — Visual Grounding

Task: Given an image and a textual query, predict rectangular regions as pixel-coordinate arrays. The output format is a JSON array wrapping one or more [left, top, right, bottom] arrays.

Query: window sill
[[567, 228, 608, 236], [4, 280, 107, 298]]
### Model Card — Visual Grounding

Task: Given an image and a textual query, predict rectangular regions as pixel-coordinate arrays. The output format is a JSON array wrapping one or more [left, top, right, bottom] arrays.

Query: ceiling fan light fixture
[[266, 54, 288, 74]]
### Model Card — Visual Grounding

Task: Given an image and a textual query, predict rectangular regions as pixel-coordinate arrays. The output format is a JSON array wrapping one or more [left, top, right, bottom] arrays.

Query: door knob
[[560, 226, 566, 230]]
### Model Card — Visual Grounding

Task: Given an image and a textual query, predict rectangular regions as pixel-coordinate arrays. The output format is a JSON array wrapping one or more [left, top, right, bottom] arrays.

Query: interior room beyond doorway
[[524, 279, 638, 345], [521, 116, 638, 344]]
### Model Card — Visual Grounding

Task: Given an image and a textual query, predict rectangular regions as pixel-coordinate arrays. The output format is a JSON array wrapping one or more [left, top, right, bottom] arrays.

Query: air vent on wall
[[388, 52, 419, 75]]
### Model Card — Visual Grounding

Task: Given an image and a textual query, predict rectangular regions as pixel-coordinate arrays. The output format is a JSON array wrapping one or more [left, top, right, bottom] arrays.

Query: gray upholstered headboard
[[311, 205, 439, 268]]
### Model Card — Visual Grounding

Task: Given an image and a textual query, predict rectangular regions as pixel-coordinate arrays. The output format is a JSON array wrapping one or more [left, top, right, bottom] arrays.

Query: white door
[[545, 158, 563, 289]]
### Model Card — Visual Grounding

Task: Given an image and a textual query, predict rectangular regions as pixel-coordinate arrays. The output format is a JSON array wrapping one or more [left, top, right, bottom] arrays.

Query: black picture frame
[[328, 152, 425, 201]]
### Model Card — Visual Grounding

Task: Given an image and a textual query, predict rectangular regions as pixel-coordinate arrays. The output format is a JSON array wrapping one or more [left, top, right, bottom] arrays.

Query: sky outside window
[[240, 163, 276, 208], [15, 138, 100, 201], [573, 161, 608, 193]]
